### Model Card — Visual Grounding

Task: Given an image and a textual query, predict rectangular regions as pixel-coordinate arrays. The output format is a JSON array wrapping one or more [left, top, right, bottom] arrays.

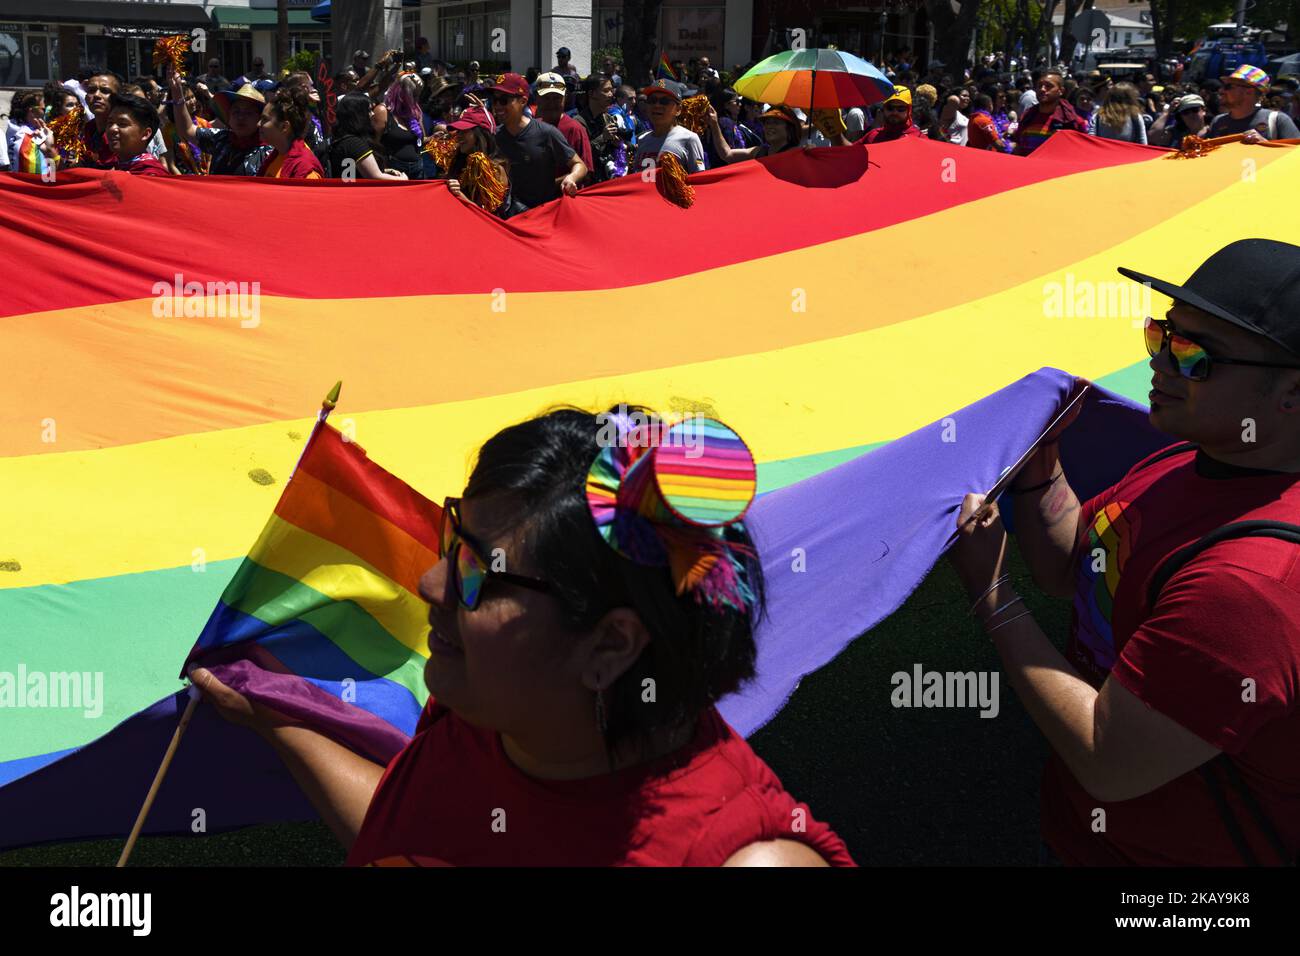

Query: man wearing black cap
[[552, 47, 580, 79], [950, 239, 1300, 865]]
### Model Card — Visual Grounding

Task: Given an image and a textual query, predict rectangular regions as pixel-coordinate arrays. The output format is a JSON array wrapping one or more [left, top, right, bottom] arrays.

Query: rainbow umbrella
[[734, 48, 895, 110]]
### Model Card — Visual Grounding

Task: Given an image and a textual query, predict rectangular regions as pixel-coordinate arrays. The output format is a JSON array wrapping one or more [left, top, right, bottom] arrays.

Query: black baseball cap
[[1118, 239, 1300, 356]]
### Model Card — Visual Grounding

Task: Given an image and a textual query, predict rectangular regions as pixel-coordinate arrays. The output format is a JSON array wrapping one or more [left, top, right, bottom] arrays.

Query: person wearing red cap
[[632, 78, 705, 173], [951, 239, 1300, 865], [488, 72, 586, 210], [440, 106, 522, 218]]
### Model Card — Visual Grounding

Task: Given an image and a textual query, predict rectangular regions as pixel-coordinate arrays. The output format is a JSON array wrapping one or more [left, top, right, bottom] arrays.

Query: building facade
[[1, 0, 933, 90], [418, 0, 930, 77]]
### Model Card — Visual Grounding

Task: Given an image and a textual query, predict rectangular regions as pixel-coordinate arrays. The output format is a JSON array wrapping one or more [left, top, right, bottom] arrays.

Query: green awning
[[212, 9, 322, 30]]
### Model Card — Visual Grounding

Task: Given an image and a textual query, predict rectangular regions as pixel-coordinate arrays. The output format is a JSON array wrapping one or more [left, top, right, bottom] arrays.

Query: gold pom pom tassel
[[655, 152, 696, 209], [678, 95, 710, 137], [50, 106, 86, 165], [152, 34, 191, 78], [423, 131, 459, 171], [461, 151, 509, 212]]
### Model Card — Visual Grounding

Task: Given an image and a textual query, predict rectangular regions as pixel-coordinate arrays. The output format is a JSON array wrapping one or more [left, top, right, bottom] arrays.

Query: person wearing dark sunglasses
[[949, 238, 1300, 866], [864, 86, 921, 143], [632, 79, 706, 174], [192, 406, 854, 866]]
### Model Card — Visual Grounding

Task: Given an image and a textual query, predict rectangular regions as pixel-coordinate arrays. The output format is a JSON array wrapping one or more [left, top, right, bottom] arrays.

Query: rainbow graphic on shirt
[[1073, 499, 1142, 673]]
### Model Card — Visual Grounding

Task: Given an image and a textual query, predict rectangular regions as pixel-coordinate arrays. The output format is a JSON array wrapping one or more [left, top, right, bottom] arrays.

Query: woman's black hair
[[446, 126, 509, 180], [333, 91, 375, 138], [268, 87, 312, 140], [463, 406, 765, 760]]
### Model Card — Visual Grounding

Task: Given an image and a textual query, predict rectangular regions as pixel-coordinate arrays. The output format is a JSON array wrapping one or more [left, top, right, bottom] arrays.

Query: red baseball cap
[[488, 72, 530, 99], [449, 105, 495, 133]]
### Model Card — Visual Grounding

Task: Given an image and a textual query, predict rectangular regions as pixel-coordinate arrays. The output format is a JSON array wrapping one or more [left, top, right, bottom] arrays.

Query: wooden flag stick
[[117, 384, 341, 867], [116, 686, 201, 867]]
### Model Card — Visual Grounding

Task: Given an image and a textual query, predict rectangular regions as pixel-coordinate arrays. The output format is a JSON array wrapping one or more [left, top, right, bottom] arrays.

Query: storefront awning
[[212, 9, 322, 31], [0, 0, 211, 27], [310, 1, 422, 24]]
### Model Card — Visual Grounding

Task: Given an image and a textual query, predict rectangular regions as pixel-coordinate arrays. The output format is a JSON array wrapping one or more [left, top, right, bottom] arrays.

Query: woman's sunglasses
[[1144, 316, 1300, 382], [438, 497, 556, 610]]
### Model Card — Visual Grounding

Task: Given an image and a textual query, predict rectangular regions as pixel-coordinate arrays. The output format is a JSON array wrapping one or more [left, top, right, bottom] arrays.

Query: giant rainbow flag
[[1, 133, 1297, 849]]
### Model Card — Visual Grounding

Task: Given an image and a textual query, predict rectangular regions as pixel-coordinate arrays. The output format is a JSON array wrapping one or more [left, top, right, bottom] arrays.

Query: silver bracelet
[[981, 595, 1025, 626], [967, 573, 1011, 616], [987, 608, 1034, 635]]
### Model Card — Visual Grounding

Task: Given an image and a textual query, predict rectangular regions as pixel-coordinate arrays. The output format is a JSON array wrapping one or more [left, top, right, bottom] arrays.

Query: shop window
[[0, 29, 25, 85]]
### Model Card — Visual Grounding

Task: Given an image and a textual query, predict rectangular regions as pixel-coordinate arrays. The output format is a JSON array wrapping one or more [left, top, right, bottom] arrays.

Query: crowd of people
[[3, 40, 1299, 214]]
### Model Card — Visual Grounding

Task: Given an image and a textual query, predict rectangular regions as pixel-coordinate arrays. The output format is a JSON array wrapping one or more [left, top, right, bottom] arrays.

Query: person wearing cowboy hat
[[1208, 65, 1300, 142], [631, 78, 705, 173], [169, 73, 272, 176]]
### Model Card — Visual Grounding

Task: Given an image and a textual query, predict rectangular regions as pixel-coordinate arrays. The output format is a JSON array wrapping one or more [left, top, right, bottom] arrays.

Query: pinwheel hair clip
[[586, 412, 758, 613]]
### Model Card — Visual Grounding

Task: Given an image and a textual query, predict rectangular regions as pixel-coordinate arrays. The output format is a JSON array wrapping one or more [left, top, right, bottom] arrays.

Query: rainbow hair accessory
[[586, 412, 758, 613]]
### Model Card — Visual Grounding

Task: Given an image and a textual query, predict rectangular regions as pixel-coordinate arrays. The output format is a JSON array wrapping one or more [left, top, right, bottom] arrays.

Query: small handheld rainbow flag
[[182, 407, 438, 761], [13, 131, 50, 176], [657, 52, 678, 80]]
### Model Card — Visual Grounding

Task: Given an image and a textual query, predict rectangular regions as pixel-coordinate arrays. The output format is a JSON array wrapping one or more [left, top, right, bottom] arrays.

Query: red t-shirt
[[347, 700, 856, 866], [1042, 444, 1300, 865], [115, 153, 171, 176], [966, 111, 1006, 151], [553, 113, 593, 175]]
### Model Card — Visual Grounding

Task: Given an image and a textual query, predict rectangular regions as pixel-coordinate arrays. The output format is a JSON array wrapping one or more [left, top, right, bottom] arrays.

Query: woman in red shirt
[[193, 406, 855, 866], [256, 88, 324, 179]]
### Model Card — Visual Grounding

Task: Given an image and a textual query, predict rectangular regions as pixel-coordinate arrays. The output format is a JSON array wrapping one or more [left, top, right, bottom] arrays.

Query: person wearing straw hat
[[1208, 65, 1299, 141], [169, 73, 272, 176]]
